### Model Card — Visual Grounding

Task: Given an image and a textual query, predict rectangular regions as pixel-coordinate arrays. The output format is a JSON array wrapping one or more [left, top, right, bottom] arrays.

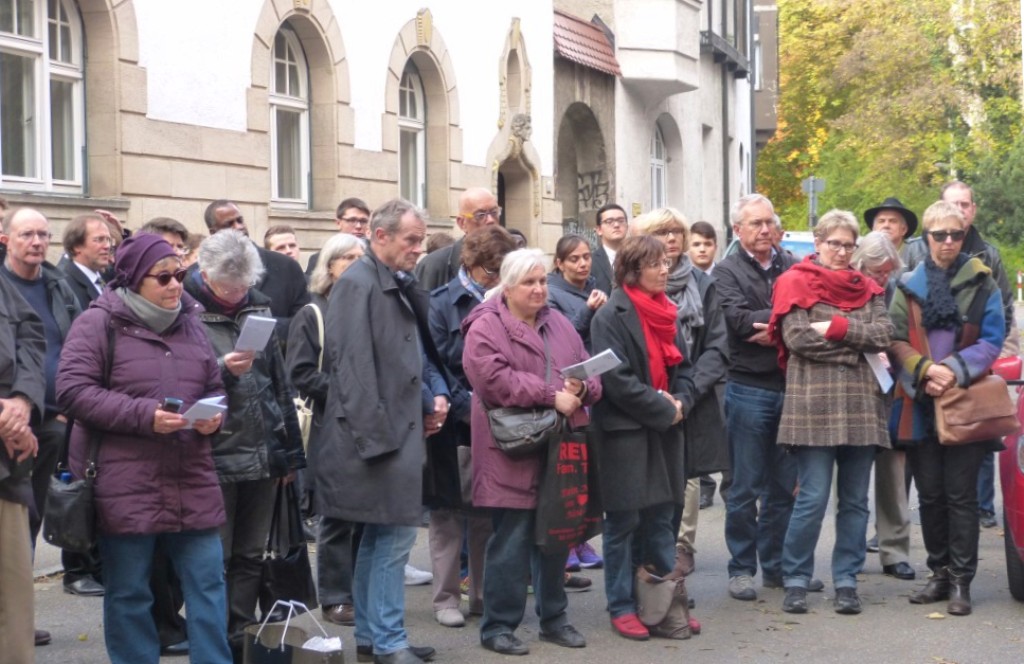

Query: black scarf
[[921, 253, 968, 331]]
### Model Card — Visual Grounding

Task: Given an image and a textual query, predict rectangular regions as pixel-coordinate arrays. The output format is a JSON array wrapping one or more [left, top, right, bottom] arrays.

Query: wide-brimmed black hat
[[864, 197, 918, 237]]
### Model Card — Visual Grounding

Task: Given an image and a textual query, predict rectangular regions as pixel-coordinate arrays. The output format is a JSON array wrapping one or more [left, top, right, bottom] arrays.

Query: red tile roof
[[553, 10, 621, 77]]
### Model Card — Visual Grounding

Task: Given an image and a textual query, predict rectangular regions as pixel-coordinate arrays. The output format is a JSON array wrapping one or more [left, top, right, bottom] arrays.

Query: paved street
[[33, 477, 1024, 664]]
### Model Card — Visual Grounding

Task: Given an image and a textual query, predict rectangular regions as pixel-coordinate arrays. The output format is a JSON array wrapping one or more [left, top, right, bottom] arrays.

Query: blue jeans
[[724, 382, 796, 579], [782, 446, 875, 589], [352, 524, 418, 656], [603, 502, 676, 618], [977, 451, 996, 516], [99, 529, 230, 664], [480, 508, 569, 641]]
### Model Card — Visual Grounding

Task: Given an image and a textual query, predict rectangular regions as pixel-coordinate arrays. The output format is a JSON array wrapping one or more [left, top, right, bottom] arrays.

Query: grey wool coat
[[777, 296, 893, 448], [311, 248, 444, 526], [590, 288, 695, 512]]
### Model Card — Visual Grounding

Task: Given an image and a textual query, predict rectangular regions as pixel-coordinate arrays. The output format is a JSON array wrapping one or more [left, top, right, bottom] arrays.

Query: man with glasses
[[203, 200, 310, 344], [905, 182, 1015, 531], [0, 208, 86, 645], [61, 213, 114, 311], [714, 194, 806, 602], [592, 203, 628, 295], [306, 198, 372, 276], [414, 188, 501, 291]]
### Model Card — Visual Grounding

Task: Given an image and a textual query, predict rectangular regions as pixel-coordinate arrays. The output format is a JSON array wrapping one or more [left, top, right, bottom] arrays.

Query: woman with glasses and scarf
[[183, 230, 306, 657]]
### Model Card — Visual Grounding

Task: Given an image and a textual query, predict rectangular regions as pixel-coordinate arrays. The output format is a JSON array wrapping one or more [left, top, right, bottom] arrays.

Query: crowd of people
[[0, 180, 1014, 664]]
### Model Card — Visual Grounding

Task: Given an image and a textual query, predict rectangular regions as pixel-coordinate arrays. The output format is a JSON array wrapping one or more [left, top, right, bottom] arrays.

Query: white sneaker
[[404, 564, 433, 586], [434, 607, 465, 627]]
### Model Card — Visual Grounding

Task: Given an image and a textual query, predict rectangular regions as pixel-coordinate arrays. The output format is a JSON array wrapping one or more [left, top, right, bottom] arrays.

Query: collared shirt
[[73, 260, 105, 294], [743, 246, 777, 271], [603, 244, 618, 270]]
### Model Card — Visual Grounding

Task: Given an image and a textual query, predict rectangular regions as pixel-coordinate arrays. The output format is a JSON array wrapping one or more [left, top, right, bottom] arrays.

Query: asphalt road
[[32, 474, 1024, 664]]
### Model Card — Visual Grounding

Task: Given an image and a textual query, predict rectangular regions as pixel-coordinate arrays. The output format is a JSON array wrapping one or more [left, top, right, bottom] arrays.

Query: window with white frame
[[0, 0, 84, 191], [650, 124, 667, 209], [270, 24, 309, 206], [398, 62, 425, 207]]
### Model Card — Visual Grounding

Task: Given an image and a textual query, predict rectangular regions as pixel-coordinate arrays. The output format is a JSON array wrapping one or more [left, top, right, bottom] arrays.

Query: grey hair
[[309, 233, 362, 295], [773, 214, 782, 230], [484, 248, 548, 301], [813, 209, 860, 242], [730, 193, 774, 226], [370, 198, 427, 236], [198, 229, 265, 286], [851, 231, 902, 273]]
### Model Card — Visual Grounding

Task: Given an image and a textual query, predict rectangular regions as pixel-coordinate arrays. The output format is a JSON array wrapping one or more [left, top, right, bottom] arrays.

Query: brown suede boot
[[946, 570, 972, 616], [908, 568, 950, 604]]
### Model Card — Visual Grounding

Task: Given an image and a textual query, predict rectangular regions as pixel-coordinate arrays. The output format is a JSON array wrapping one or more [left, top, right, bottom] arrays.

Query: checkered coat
[[777, 296, 893, 447]]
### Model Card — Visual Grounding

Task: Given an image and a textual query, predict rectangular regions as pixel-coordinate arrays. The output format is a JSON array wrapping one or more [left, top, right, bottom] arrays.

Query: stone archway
[[556, 102, 608, 231]]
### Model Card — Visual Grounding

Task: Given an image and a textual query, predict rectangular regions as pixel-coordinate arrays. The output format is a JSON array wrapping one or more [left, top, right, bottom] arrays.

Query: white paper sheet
[[864, 352, 894, 393], [182, 396, 227, 428], [235, 315, 277, 352], [560, 348, 623, 380]]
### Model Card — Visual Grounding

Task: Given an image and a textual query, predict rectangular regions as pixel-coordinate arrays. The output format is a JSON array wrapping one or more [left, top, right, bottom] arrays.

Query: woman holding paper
[[589, 235, 694, 641], [183, 229, 306, 656], [56, 233, 231, 663], [768, 210, 893, 616]]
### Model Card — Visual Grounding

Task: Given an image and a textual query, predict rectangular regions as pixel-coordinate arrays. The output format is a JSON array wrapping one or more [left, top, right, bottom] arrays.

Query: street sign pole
[[801, 176, 826, 228]]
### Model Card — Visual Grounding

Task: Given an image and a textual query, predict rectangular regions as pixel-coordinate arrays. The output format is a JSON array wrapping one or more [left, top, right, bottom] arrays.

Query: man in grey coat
[[313, 199, 444, 664]]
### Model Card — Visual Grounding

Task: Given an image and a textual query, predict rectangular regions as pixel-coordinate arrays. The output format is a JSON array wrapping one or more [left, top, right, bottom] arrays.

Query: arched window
[[650, 124, 667, 209], [270, 23, 309, 206], [398, 62, 426, 207], [0, 0, 84, 191]]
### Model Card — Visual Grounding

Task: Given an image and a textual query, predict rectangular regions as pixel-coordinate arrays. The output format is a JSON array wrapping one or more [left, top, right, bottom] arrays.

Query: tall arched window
[[270, 23, 309, 206], [398, 62, 425, 207], [0, 0, 84, 191], [650, 124, 667, 209]]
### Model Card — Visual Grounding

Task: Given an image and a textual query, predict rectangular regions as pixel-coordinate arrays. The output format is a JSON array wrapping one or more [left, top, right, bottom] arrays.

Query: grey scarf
[[117, 287, 181, 334], [665, 255, 705, 354]]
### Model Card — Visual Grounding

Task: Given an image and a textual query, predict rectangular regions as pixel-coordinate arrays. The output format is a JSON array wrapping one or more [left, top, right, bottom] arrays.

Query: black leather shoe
[[980, 512, 998, 529], [357, 645, 435, 662], [882, 562, 916, 580], [481, 633, 529, 656], [63, 577, 105, 596], [866, 535, 880, 553], [540, 624, 586, 648], [322, 603, 355, 626], [909, 569, 950, 604], [35, 629, 51, 647], [834, 587, 862, 615], [782, 587, 808, 614], [160, 640, 190, 656], [373, 648, 428, 664]]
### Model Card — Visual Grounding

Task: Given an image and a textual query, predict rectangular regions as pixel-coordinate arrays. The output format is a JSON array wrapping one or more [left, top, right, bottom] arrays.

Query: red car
[[995, 356, 1024, 601]]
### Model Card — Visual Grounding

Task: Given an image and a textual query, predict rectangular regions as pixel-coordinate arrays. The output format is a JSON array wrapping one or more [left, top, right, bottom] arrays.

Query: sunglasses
[[928, 229, 966, 243], [143, 269, 188, 286]]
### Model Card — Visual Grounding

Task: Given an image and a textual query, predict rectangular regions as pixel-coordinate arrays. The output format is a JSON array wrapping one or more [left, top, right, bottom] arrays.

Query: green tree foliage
[[759, 0, 1022, 234]]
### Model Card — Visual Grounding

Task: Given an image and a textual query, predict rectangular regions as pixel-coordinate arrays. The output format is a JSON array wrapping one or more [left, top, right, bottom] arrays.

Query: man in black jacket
[[60, 213, 114, 311], [203, 200, 310, 344], [713, 194, 799, 602], [414, 188, 500, 292], [591, 203, 628, 295]]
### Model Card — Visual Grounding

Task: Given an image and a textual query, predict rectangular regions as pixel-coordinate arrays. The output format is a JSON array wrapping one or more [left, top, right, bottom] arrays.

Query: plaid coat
[[777, 296, 893, 447]]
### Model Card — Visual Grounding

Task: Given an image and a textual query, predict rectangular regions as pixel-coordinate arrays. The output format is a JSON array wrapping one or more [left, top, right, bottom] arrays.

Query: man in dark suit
[[414, 188, 500, 292], [203, 200, 310, 342], [591, 203, 628, 295], [60, 213, 114, 311]]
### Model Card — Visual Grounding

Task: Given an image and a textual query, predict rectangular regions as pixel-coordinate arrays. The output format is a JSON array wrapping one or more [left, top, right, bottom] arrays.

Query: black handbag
[[42, 322, 115, 553], [485, 332, 559, 457], [259, 482, 318, 622]]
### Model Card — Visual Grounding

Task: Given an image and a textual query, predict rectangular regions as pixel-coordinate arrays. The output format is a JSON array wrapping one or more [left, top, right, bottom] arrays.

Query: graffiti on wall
[[577, 170, 609, 211]]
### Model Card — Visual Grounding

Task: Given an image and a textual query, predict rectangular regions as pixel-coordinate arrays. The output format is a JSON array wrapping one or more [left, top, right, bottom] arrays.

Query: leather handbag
[[485, 332, 559, 457], [258, 483, 319, 622], [934, 373, 1020, 445]]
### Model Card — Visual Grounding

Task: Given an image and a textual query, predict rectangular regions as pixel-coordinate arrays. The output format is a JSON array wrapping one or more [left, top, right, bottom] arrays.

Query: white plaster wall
[[133, 1, 555, 175]]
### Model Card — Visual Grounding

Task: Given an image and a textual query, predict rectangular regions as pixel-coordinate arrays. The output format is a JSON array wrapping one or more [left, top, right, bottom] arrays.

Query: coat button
[[166, 352, 171, 357], [405, 334, 412, 341], [411, 376, 419, 385], [408, 422, 416, 430], [838, 366, 846, 372]]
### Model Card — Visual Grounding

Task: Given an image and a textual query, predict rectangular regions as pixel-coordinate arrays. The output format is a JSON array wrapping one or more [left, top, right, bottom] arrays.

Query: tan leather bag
[[635, 566, 691, 639], [934, 374, 1020, 445]]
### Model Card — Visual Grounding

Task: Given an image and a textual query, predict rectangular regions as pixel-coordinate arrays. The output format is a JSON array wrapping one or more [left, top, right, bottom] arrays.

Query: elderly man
[[305, 197, 372, 276], [864, 197, 917, 260], [905, 182, 1015, 530], [591, 203, 629, 295], [203, 200, 310, 342], [314, 199, 444, 664], [714, 194, 808, 602], [413, 188, 501, 291], [0, 238, 46, 662]]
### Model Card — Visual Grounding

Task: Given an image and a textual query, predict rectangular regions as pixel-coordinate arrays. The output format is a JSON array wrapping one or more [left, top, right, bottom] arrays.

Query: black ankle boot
[[947, 570, 972, 616], [908, 568, 950, 604]]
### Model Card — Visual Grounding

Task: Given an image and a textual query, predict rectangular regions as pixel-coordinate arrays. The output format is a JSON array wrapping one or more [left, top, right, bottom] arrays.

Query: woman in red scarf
[[768, 210, 893, 617], [591, 236, 694, 641]]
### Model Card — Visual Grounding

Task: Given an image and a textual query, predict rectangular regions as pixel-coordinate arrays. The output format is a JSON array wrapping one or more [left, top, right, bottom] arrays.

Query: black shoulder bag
[[485, 331, 560, 457]]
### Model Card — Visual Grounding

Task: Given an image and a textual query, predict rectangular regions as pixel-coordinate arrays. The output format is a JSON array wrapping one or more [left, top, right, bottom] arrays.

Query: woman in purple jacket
[[57, 234, 230, 664], [462, 248, 602, 656]]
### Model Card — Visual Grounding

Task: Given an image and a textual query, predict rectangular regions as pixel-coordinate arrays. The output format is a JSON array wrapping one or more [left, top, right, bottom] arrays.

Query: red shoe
[[611, 613, 650, 641], [688, 616, 701, 635]]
